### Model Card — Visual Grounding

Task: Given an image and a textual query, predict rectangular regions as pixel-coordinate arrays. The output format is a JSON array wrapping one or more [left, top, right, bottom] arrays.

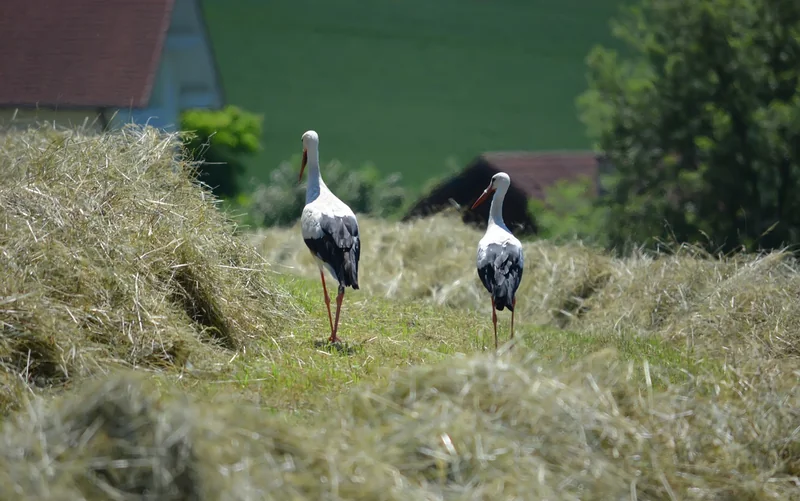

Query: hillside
[[1, 126, 799, 500], [201, 0, 625, 191]]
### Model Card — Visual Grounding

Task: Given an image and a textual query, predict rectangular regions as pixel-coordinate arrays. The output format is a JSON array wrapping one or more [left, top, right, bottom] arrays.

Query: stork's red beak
[[471, 186, 495, 209], [299, 148, 308, 183]]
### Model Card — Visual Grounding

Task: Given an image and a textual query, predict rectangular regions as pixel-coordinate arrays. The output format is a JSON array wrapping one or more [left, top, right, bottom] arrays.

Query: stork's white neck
[[304, 147, 329, 204], [488, 184, 510, 231]]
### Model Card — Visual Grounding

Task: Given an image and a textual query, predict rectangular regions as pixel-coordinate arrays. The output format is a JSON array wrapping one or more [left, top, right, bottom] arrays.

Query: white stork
[[298, 130, 361, 344], [471, 172, 524, 349]]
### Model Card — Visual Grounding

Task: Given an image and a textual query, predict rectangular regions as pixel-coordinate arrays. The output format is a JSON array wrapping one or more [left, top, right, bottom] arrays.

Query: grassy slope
[[202, 0, 624, 190], [3, 126, 800, 499]]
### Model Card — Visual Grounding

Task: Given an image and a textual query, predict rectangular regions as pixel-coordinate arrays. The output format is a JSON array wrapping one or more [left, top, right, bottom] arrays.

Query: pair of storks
[[299, 130, 523, 349]]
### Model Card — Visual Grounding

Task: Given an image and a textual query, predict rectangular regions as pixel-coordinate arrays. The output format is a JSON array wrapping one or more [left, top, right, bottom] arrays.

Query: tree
[[180, 105, 263, 198], [578, 0, 800, 252]]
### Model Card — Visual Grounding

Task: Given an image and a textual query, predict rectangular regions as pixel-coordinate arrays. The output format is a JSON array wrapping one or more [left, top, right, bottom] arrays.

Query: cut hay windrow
[[0, 124, 295, 412], [2, 350, 799, 500]]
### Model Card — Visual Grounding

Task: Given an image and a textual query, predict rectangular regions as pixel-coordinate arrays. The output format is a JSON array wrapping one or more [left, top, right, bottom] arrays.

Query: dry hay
[[0, 124, 294, 412], [2, 349, 799, 500], [250, 210, 613, 322], [252, 211, 800, 358]]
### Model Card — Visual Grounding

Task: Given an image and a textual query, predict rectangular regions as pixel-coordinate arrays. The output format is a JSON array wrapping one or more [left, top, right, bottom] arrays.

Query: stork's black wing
[[304, 214, 360, 289], [477, 243, 523, 311]]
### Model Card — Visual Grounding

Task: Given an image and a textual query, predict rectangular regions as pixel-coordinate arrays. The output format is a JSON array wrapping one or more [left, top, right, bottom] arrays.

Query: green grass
[[201, 0, 626, 191], [175, 273, 713, 426]]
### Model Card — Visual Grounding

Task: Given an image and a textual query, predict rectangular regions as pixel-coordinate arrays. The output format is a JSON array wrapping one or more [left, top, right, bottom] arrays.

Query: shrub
[[245, 157, 408, 227], [180, 105, 264, 198], [527, 175, 611, 247]]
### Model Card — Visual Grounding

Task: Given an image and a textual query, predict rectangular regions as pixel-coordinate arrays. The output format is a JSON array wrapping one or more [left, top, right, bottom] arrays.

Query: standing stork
[[298, 130, 361, 344], [471, 172, 524, 349]]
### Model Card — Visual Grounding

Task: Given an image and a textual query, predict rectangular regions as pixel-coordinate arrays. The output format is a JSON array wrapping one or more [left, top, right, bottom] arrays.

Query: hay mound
[[0, 125, 291, 406], [2, 351, 798, 500]]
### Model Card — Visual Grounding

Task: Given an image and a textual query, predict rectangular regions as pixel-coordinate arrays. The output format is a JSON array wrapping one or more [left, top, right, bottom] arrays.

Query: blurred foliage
[[180, 105, 264, 198], [528, 176, 610, 247], [578, 0, 800, 253], [417, 156, 465, 197], [240, 158, 409, 228]]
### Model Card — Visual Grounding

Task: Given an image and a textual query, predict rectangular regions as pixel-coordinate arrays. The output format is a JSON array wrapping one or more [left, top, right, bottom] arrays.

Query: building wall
[[111, 0, 222, 131], [0, 108, 106, 132], [112, 55, 178, 130]]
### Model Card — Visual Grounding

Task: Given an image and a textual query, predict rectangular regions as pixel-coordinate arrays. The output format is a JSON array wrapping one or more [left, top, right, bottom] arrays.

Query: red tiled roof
[[0, 0, 174, 108], [480, 151, 600, 200]]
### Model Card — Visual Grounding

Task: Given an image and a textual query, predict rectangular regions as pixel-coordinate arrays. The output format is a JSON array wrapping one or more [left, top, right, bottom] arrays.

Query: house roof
[[478, 151, 601, 200], [401, 150, 602, 231], [0, 0, 175, 109]]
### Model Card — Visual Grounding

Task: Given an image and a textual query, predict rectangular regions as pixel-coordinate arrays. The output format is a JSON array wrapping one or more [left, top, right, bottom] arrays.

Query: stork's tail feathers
[[491, 278, 518, 311], [340, 247, 359, 290], [493, 291, 514, 311]]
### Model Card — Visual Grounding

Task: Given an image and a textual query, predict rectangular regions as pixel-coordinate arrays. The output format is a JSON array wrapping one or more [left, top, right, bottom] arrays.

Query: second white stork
[[471, 172, 524, 349], [298, 130, 361, 345]]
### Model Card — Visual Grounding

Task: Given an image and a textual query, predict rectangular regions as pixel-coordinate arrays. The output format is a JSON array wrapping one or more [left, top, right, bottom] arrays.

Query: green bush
[[528, 176, 610, 247], [245, 157, 408, 227], [180, 105, 264, 198]]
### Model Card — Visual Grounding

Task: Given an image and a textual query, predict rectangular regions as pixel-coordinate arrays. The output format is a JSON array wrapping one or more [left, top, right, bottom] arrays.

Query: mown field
[[2, 125, 800, 500], [202, 0, 625, 191]]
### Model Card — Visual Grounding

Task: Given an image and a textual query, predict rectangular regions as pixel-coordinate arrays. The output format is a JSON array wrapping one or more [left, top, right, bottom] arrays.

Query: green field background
[[202, 0, 624, 192]]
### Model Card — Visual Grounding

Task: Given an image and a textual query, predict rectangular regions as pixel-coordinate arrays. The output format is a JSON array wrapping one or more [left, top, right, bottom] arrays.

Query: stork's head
[[299, 130, 319, 182], [471, 172, 511, 209]]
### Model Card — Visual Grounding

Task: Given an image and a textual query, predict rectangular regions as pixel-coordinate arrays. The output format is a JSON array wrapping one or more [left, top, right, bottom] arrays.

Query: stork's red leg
[[511, 298, 516, 341], [319, 269, 335, 337], [331, 286, 345, 343], [491, 298, 498, 349]]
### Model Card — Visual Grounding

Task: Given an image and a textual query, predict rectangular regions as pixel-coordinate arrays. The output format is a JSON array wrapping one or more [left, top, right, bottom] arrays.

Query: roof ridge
[[482, 150, 599, 157]]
